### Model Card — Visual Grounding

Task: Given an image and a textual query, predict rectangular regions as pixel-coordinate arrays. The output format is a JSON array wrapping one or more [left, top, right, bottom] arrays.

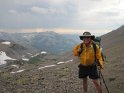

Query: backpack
[[94, 37, 106, 62], [94, 37, 101, 44]]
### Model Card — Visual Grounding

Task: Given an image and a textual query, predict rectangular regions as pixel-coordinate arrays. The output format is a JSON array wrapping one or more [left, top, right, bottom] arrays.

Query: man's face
[[83, 36, 91, 44]]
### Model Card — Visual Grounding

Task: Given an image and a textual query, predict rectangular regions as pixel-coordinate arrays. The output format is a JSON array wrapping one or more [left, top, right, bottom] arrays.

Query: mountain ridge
[[0, 31, 79, 54]]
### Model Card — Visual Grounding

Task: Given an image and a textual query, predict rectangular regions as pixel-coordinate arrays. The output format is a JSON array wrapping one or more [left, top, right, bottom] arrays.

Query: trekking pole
[[99, 70, 110, 93], [98, 70, 102, 87]]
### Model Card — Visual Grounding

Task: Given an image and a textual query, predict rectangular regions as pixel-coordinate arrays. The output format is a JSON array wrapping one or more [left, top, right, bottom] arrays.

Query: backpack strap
[[93, 43, 101, 66], [93, 43, 97, 62]]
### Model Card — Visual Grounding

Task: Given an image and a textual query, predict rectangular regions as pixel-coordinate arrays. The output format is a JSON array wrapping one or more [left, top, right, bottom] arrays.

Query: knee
[[83, 78, 87, 82], [93, 80, 99, 86]]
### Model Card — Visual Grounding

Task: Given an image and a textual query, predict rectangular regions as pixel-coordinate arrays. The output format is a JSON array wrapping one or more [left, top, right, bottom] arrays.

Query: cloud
[[31, 7, 48, 14], [31, 6, 66, 15], [0, 0, 124, 34], [9, 10, 17, 14]]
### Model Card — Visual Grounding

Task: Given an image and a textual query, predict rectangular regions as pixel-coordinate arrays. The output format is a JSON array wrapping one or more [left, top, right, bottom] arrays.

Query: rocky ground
[[0, 54, 123, 93], [102, 56, 124, 93]]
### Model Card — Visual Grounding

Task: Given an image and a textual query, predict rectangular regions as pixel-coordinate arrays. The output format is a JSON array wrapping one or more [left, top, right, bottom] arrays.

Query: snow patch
[[41, 51, 47, 54], [10, 69, 25, 74], [65, 59, 73, 63], [0, 51, 16, 65], [27, 53, 32, 55], [38, 59, 73, 70], [22, 58, 29, 61], [31, 51, 47, 58], [57, 62, 65, 64], [16, 69, 25, 73], [38, 65, 56, 70], [11, 65, 19, 68], [1, 41, 11, 45], [31, 53, 40, 57], [57, 59, 73, 65]]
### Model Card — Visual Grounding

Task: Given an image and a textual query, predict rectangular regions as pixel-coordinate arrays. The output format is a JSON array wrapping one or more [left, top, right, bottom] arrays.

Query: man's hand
[[100, 65, 104, 69], [98, 65, 104, 70], [78, 48, 81, 52]]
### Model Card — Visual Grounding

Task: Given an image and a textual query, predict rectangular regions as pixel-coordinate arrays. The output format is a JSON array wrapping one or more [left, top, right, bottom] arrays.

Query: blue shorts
[[78, 64, 99, 79]]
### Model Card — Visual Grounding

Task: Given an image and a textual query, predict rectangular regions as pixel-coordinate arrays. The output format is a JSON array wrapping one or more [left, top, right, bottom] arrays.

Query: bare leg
[[83, 77, 88, 93], [92, 79, 102, 93]]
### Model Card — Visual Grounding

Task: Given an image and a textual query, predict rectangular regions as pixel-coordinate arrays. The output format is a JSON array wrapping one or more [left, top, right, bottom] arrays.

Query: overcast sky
[[0, 0, 124, 36]]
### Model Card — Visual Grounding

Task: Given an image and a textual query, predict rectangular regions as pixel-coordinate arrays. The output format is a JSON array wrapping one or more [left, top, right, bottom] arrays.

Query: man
[[73, 32, 104, 93]]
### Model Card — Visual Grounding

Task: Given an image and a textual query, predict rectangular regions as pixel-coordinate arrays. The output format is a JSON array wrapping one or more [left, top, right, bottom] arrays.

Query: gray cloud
[[31, 6, 67, 15], [0, 0, 124, 34]]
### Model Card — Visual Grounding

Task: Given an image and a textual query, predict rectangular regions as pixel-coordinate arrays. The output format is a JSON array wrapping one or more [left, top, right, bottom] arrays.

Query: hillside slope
[[101, 25, 124, 93], [101, 25, 124, 58]]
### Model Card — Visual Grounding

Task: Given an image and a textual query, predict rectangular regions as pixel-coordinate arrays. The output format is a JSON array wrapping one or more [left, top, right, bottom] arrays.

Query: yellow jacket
[[73, 42, 103, 68]]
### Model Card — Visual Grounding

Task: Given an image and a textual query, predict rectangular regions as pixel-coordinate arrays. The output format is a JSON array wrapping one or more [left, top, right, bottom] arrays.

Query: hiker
[[73, 32, 104, 93]]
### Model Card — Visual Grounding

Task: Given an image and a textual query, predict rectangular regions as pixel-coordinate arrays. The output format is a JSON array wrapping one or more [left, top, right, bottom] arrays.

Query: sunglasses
[[83, 36, 91, 39]]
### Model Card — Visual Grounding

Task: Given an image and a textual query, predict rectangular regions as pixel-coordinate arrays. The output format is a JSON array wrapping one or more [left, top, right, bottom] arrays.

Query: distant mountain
[[0, 32, 38, 52], [0, 31, 79, 54]]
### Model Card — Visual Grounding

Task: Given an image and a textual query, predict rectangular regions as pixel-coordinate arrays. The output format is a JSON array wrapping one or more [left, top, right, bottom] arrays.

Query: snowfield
[[1, 41, 11, 45], [0, 51, 16, 65]]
